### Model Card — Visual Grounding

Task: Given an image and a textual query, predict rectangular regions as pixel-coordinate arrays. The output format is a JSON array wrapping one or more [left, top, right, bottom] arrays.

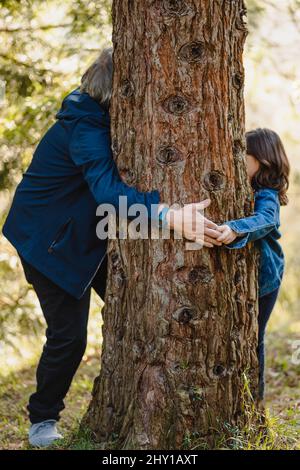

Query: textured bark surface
[[84, 0, 259, 449]]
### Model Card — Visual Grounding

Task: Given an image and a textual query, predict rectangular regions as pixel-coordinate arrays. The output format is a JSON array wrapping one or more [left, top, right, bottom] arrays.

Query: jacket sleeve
[[225, 189, 279, 249], [69, 115, 160, 219]]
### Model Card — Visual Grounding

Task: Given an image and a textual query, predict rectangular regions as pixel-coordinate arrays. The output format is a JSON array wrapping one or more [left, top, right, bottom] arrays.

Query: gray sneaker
[[29, 419, 63, 448]]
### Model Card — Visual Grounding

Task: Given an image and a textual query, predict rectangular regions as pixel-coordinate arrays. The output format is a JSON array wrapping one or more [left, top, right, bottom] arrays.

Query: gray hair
[[80, 47, 113, 107]]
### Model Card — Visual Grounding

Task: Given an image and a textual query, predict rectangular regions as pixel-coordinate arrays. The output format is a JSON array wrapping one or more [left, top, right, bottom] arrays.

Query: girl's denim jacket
[[226, 188, 284, 297]]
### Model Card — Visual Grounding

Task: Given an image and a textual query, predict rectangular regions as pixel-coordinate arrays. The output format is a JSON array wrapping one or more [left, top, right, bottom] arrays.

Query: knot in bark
[[119, 167, 136, 184], [203, 171, 226, 192], [120, 78, 134, 98], [162, 94, 191, 116], [173, 306, 195, 324], [213, 364, 227, 377], [178, 41, 205, 63], [157, 145, 183, 166], [188, 266, 213, 285], [233, 72, 244, 90], [162, 0, 190, 16]]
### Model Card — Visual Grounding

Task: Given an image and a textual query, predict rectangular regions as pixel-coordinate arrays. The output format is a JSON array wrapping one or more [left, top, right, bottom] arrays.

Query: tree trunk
[[84, 0, 259, 450]]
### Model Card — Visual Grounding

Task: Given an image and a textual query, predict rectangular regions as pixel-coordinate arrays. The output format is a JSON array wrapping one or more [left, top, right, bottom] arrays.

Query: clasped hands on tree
[[164, 198, 238, 248]]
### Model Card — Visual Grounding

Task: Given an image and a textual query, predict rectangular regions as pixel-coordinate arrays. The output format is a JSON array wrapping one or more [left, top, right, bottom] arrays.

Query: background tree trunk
[[84, 0, 259, 449]]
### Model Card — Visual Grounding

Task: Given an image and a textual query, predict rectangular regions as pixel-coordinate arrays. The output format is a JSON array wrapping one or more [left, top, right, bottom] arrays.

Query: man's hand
[[217, 224, 238, 245], [165, 199, 222, 248]]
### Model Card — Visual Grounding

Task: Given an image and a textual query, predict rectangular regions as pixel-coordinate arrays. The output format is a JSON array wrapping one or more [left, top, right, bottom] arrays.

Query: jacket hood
[[56, 88, 110, 124]]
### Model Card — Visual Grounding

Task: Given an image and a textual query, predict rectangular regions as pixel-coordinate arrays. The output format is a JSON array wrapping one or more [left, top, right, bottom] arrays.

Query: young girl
[[217, 128, 290, 402]]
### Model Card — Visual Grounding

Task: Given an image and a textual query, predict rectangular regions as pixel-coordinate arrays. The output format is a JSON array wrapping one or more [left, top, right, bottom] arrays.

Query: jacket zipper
[[47, 217, 106, 298], [81, 252, 107, 297], [48, 217, 73, 253]]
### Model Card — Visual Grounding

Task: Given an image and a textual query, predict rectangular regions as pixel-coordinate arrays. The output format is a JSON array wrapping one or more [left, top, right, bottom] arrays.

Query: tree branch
[[0, 52, 64, 75], [0, 23, 72, 33]]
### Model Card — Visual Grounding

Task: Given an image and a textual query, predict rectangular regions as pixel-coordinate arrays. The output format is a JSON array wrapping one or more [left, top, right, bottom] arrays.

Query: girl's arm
[[218, 189, 279, 249]]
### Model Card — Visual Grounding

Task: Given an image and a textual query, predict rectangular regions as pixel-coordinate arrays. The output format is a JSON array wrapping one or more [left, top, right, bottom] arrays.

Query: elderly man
[[2, 46, 221, 447]]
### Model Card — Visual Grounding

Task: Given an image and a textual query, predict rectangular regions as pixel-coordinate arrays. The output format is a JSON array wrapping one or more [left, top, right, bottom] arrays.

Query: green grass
[[183, 406, 299, 450], [0, 353, 100, 450], [0, 329, 299, 450]]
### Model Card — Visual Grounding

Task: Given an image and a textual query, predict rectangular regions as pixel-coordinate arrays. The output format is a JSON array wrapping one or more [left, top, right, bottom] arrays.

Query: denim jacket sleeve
[[69, 115, 160, 219], [225, 189, 279, 249]]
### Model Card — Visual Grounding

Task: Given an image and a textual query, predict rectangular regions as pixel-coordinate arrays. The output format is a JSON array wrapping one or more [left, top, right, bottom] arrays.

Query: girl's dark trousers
[[19, 255, 107, 424], [258, 287, 280, 401]]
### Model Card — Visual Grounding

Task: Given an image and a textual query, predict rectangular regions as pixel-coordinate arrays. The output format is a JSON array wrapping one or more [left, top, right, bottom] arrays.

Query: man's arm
[[69, 115, 221, 245], [69, 115, 160, 216]]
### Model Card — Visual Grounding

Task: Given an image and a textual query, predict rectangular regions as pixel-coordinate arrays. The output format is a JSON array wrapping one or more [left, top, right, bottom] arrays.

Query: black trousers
[[258, 287, 280, 401], [20, 255, 107, 424]]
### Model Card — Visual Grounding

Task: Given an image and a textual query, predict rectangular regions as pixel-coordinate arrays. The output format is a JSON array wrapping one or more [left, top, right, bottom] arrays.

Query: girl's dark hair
[[246, 128, 290, 205]]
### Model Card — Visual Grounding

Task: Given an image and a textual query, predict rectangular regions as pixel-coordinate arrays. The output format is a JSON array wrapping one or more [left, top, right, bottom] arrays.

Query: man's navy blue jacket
[[2, 89, 160, 298]]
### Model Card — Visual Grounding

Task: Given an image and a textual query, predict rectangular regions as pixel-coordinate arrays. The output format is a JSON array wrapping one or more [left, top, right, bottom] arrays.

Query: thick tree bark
[[84, 0, 259, 449]]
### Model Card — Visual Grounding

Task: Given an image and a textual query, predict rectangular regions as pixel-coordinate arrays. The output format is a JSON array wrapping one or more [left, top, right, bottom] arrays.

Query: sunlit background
[[0, 0, 299, 449]]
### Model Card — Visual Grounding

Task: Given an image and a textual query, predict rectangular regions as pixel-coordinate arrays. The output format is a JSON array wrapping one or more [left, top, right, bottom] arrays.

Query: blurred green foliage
[[247, 0, 266, 29], [0, 0, 299, 350], [0, 0, 112, 346], [0, 0, 112, 190]]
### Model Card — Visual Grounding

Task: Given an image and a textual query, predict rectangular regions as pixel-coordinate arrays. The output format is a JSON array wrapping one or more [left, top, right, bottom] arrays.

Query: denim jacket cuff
[[226, 219, 275, 235], [225, 232, 250, 249]]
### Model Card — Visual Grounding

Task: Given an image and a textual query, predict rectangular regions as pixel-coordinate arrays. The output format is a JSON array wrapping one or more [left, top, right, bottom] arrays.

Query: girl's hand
[[217, 225, 238, 245]]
